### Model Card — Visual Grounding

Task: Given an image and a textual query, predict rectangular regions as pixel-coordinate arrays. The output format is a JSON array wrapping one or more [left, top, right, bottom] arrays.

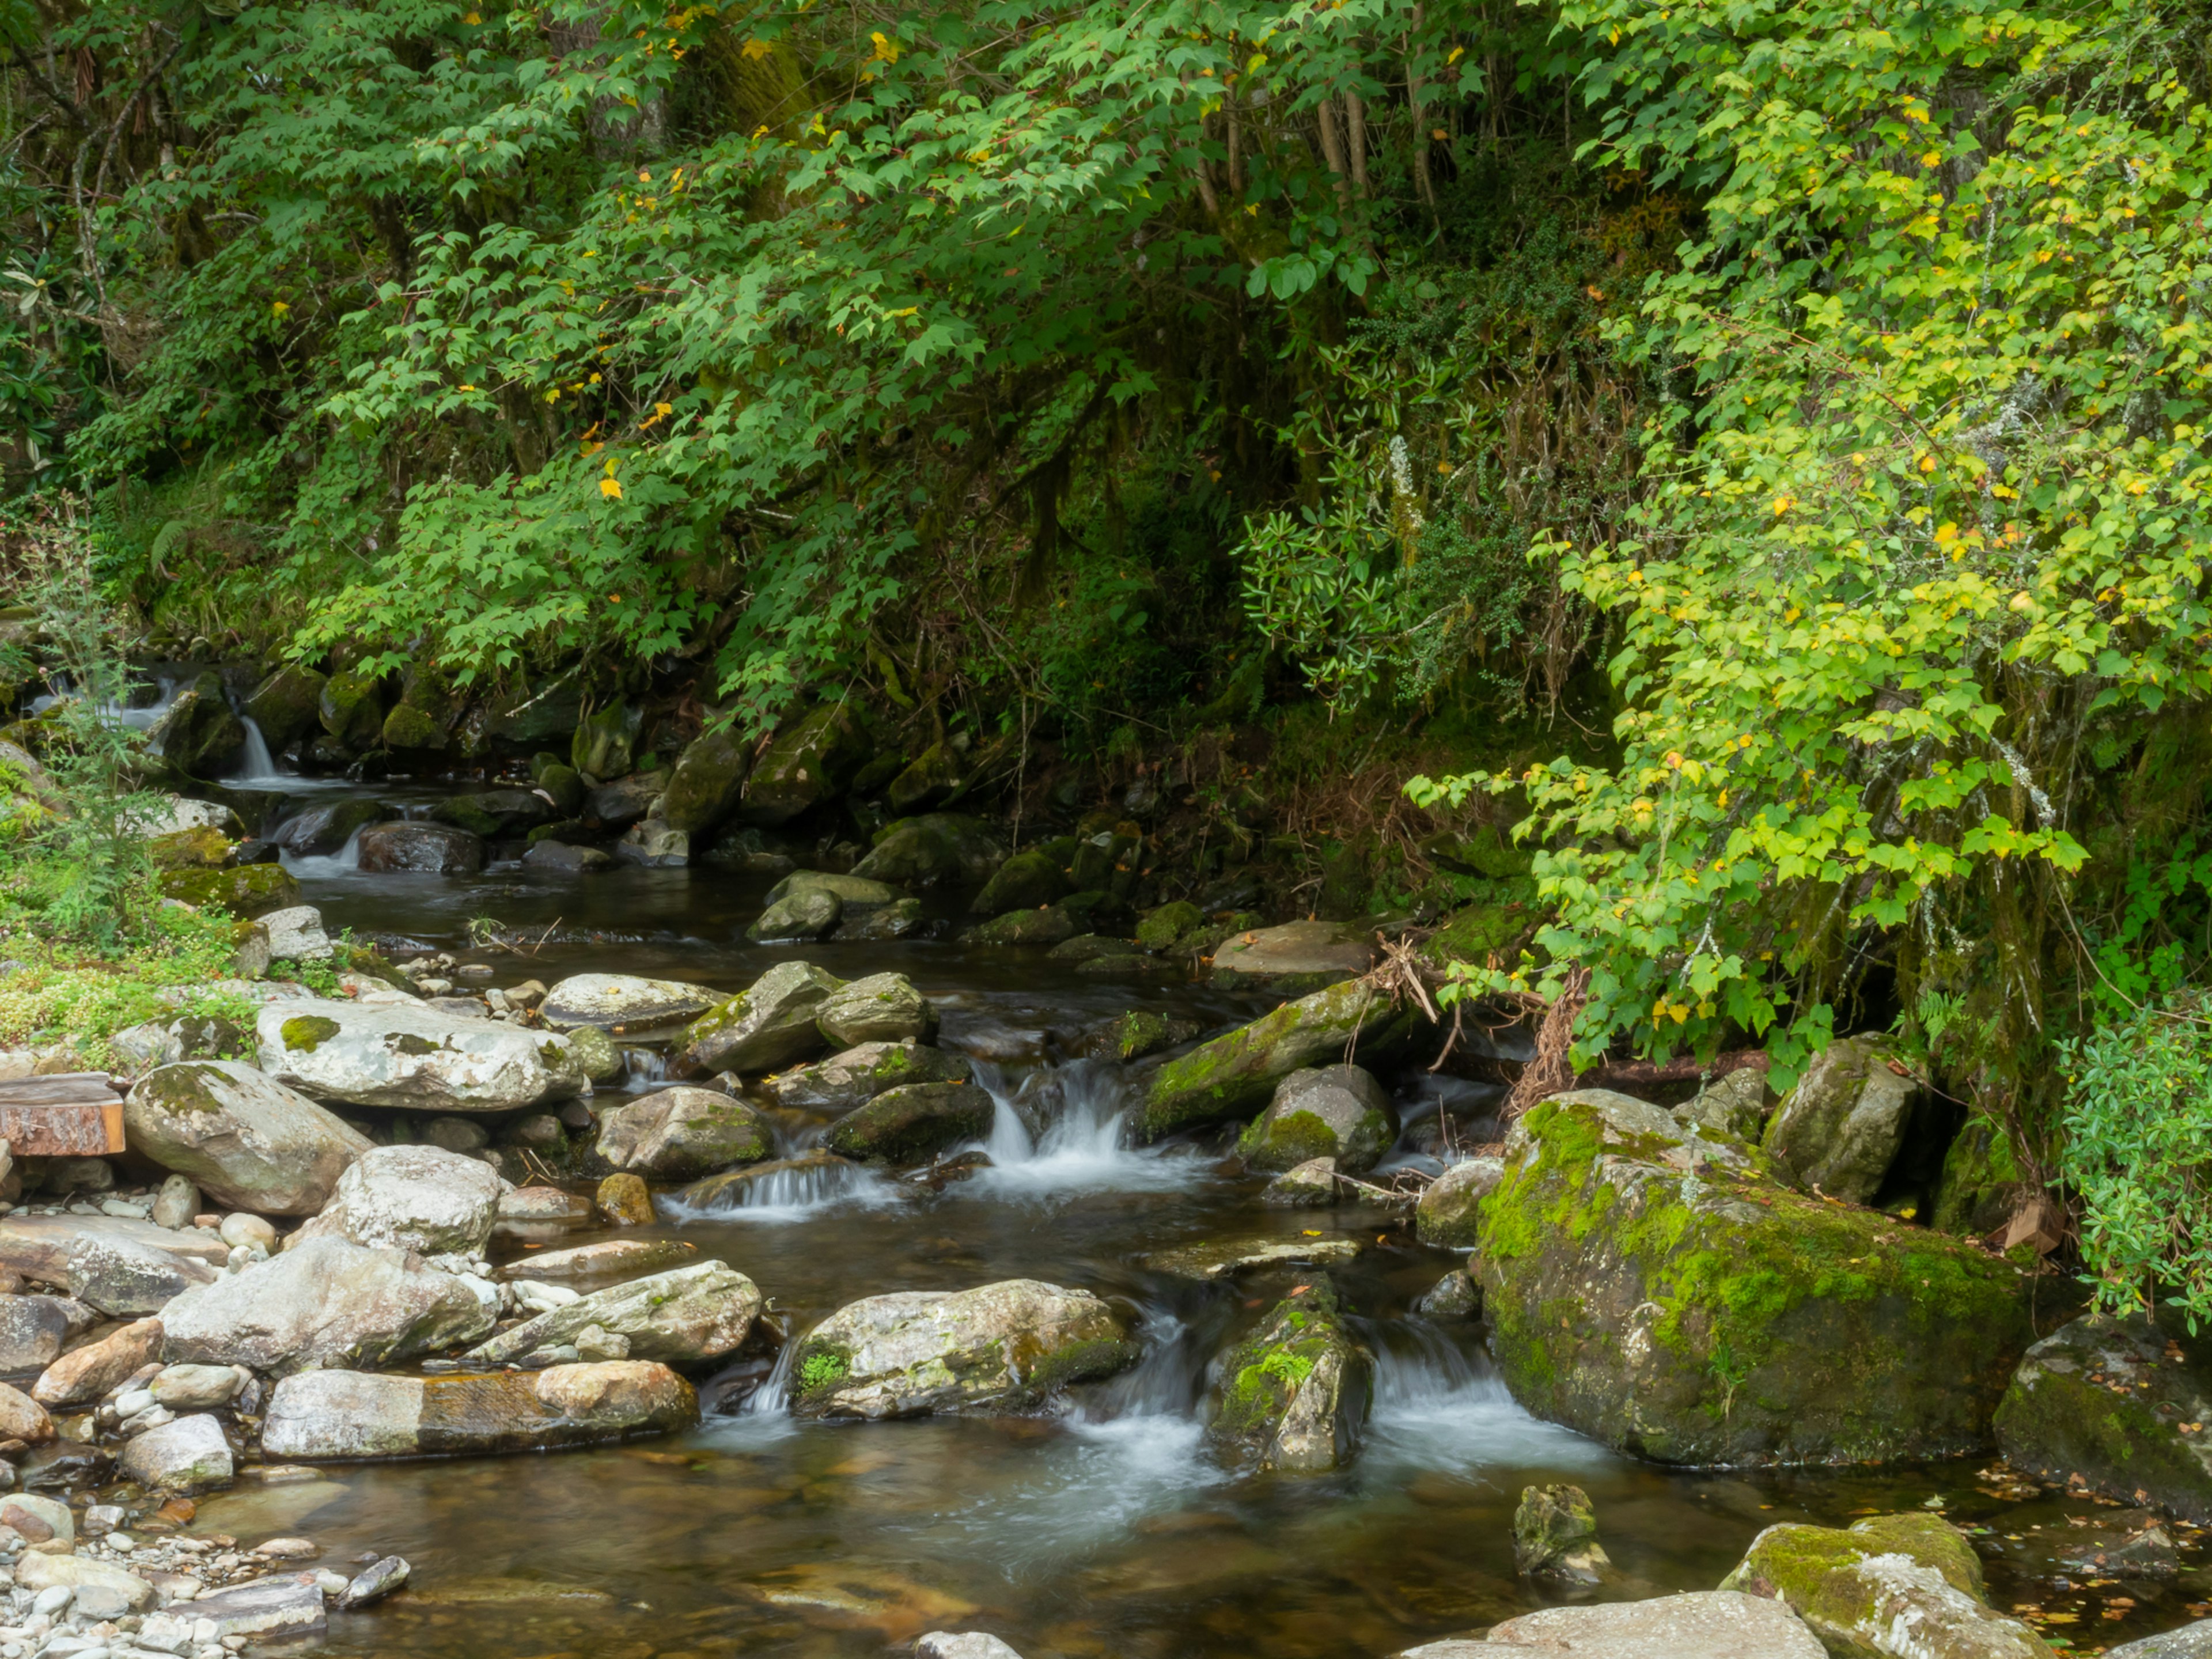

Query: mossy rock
[[158, 862, 304, 919], [1422, 901, 1537, 971], [1206, 1279, 1369, 1474], [885, 740, 965, 813], [964, 906, 1077, 947], [148, 824, 236, 871], [319, 669, 387, 749], [1475, 1090, 2041, 1465], [381, 702, 449, 751], [823, 1081, 992, 1164], [739, 702, 865, 825], [243, 663, 327, 751], [970, 849, 1070, 917], [1932, 1112, 2031, 1236], [146, 673, 248, 778], [659, 728, 750, 834], [1135, 900, 1202, 951], [850, 813, 1006, 888], [1426, 825, 1536, 881], [1237, 1065, 1396, 1174], [572, 700, 642, 780], [1087, 1009, 1200, 1063]]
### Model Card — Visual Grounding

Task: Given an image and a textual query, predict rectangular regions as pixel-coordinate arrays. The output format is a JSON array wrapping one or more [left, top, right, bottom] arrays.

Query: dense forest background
[[7, 0, 2212, 1307]]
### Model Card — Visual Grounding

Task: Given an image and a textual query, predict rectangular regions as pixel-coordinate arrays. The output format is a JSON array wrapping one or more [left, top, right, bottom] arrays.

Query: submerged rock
[[468, 1261, 764, 1365], [255, 998, 587, 1113], [123, 1060, 371, 1215], [1207, 1281, 1368, 1474], [1721, 1512, 2056, 1658], [1474, 1090, 2039, 1465], [539, 973, 723, 1039], [160, 1236, 495, 1375], [1415, 1157, 1505, 1248], [823, 1081, 993, 1164], [1759, 1035, 1914, 1203], [791, 1280, 1137, 1418], [263, 1361, 697, 1459], [595, 1087, 772, 1180], [1995, 1310, 2212, 1520], [357, 821, 484, 875], [1238, 1065, 1396, 1174], [1401, 1592, 1824, 1657], [1138, 979, 1418, 1142], [288, 1143, 507, 1257], [1142, 1235, 1362, 1280], [850, 813, 1006, 888], [682, 961, 843, 1075], [762, 1040, 970, 1113]]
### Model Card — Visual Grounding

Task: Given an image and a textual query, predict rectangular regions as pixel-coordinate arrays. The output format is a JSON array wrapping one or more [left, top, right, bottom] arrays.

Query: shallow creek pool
[[172, 783, 2210, 1658]]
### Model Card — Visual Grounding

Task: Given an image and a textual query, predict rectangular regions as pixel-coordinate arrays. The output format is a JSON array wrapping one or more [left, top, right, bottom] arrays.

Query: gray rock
[[1513, 1483, 1612, 1585], [288, 1143, 507, 1257], [616, 816, 689, 868], [1207, 1281, 1366, 1474], [595, 1088, 771, 1180], [1676, 1065, 1770, 1140], [255, 997, 588, 1113], [1400, 1590, 1823, 1656], [262, 1361, 696, 1459], [566, 1023, 623, 1085], [681, 961, 843, 1074], [1141, 1235, 1362, 1280], [763, 869, 899, 911], [339, 1555, 411, 1610], [124, 1060, 372, 1215], [916, 1638, 1027, 1659], [185, 1573, 327, 1638], [1260, 1157, 1342, 1208], [1760, 1035, 1914, 1203], [467, 1260, 764, 1365], [1238, 1064, 1396, 1174], [11, 1550, 155, 1613], [790, 1279, 1136, 1419], [538, 973, 723, 1040], [1416, 1268, 1481, 1318], [356, 821, 484, 874], [151, 1174, 200, 1230], [160, 1236, 497, 1375], [746, 886, 841, 942], [253, 905, 334, 962], [587, 772, 662, 826], [494, 1237, 698, 1283], [762, 1040, 969, 1113], [0, 1213, 224, 1315], [822, 1081, 993, 1164], [149, 1362, 248, 1410], [1415, 1156, 1505, 1248], [0, 1296, 77, 1372], [849, 813, 1006, 888], [424, 1116, 490, 1153], [832, 896, 926, 940], [2110, 1622, 2212, 1657], [115, 1412, 232, 1493], [1209, 919, 1374, 988], [815, 972, 937, 1047], [268, 800, 382, 856], [522, 840, 615, 874]]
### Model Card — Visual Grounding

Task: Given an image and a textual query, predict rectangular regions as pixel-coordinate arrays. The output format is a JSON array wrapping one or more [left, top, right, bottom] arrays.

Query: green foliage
[[2060, 1001, 2212, 1330], [1410, 0, 2212, 1100]]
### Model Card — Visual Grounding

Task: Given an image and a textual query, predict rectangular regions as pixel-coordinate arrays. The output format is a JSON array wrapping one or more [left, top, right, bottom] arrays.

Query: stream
[[162, 745, 2210, 1657]]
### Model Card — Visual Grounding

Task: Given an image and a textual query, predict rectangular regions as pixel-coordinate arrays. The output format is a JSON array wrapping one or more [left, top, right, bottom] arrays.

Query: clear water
[[223, 782, 2209, 1659]]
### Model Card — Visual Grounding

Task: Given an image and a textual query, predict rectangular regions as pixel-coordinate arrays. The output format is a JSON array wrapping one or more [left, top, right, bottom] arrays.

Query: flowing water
[[181, 772, 2209, 1657]]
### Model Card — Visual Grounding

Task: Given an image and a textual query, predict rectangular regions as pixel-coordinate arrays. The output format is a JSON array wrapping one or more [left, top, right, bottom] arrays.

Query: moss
[[391, 1033, 439, 1056], [147, 825, 235, 871], [280, 1014, 342, 1052], [796, 1347, 849, 1393], [139, 1062, 226, 1115], [1208, 1283, 1354, 1450], [1025, 1335, 1143, 1396], [156, 862, 304, 919], [1237, 1107, 1340, 1171], [1135, 900, 1202, 950]]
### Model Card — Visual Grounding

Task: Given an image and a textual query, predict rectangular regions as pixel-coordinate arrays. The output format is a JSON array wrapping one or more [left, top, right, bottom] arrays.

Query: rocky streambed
[[6, 750, 2212, 1658]]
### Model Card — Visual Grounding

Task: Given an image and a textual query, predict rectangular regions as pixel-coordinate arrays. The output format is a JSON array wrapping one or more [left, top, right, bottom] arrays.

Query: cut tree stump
[[0, 1075, 127, 1156]]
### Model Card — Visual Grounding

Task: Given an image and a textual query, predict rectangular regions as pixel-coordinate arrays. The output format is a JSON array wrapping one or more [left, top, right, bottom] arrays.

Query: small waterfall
[[664, 1155, 897, 1224], [1358, 1318, 1612, 1478], [228, 716, 281, 783], [618, 1047, 669, 1090], [740, 1342, 795, 1418], [279, 825, 365, 879], [967, 1059, 1207, 1197]]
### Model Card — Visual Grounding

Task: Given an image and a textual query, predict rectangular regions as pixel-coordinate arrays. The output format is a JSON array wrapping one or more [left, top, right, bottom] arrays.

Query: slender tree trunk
[[1344, 91, 1369, 194]]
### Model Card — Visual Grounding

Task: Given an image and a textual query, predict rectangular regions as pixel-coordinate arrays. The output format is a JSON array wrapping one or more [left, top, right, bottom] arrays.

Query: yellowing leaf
[[600, 478, 623, 499], [741, 36, 772, 59]]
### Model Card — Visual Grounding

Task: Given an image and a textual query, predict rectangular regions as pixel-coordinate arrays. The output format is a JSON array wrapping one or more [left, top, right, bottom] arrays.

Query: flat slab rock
[[255, 998, 586, 1115], [263, 1361, 698, 1459], [1399, 1590, 1824, 1656], [537, 974, 725, 1036], [1209, 919, 1374, 983], [0, 1213, 224, 1315], [1140, 1236, 1363, 1280]]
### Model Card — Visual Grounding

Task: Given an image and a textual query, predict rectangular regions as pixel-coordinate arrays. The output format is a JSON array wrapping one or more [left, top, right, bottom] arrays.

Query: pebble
[[216, 1215, 276, 1252], [252, 1538, 316, 1559], [97, 1201, 150, 1221]]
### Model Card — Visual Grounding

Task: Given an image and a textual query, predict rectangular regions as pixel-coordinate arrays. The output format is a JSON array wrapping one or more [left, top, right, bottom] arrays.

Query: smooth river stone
[[255, 998, 588, 1115], [537, 974, 725, 1038], [494, 1238, 699, 1284], [123, 1061, 371, 1216], [262, 1362, 698, 1459]]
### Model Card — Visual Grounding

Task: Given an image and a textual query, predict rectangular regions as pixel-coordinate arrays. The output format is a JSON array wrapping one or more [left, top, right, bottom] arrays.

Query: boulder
[[1415, 1157, 1505, 1248], [243, 664, 328, 751], [1209, 919, 1374, 990], [616, 815, 689, 867], [254, 904, 334, 962], [32, 1316, 163, 1406], [1994, 1310, 2212, 1520], [116, 1412, 233, 1493], [382, 700, 449, 751], [885, 741, 965, 813], [269, 798, 383, 855], [1934, 1112, 2035, 1237], [681, 961, 843, 1075], [263, 1361, 696, 1459], [964, 906, 1078, 947], [747, 886, 842, 942], [188, 1574, 327, 1639], [124, 1060, 372, 1215], [572, 700, 643, 779], [832, 896, 924, 940], [1238, 1065, 1397, 1174], [1207, 1281, 1368, 1474], [427, 789, 551, 838], [823, 1081, 993, 1164], [1416, 1268, 1480, 1318], [157, 862, 304, 919], [1261, 1157, 1341, 1208], [2109, 1624, 2212, 1658], [1135, 901, 1202, 950], [12, 1551, 156, 1615], [255, 998, 588, 1113], [147, 673, 247, 778], [467, 1261, 764, 1365], [850, 813, 1006, 888], [1474, 1090, 2039, 1465], [969, 850, 1069, 917], [357, 821, 484, 875], [791, 1280, 1137, 1418], [588, 774, 662, 827], [0, 1381, 51, 1444], [566, 1024, 623, 1084], [659, 728, 751, 834], [149, 823, 236, 870], [160, 1236, 497, 1375], [539, 973, 723, 1039], [492, 1237, 698, 1283], [1759, 1035, 1915, 1203], [1721, 1512, 2057, 1658], [764, 869, 899, 911], [288, 1144, 506, 1257], [150, 1362, 249, 1409], [126, 794, 243, 840], [595, 1088, 772, 1180], [318, 669, 387, 748], [740, 702, 866, 824], [1138, 980, 1418, 1142], [816, 972, 936, 1047], [0, 1297, 77, 1369], [762, 1041, 970, 1113], [0, 1213, 224, 1315], [1142, 1236, 1363, 1280], [524, 840, 614, 874], [1676, 1066, 1771, 1141], [1403, 1592, 1824, 1657], [1513, 1484, 1612, 1585]]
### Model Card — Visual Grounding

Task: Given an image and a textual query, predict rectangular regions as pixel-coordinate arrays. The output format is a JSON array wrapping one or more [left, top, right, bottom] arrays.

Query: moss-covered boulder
[[885, 740, 964, 813], [427, 789, 551, 838], [1237, 1065, 1397, 1173], [1421, 900, 1537, 972], [148, 824, 236, 871], [1137, 980, 1418, 1143], [1082, 1009, 1200, 1063], [681, 961, 842, 1074], [1135, 900, 1202, 951], [1415, 1155, 1505, 1247], [850, 813, 1006, 888], [571, 700, 642, 780], [594, 1087, 772, 1180], [816, 972, 935, 1046], [1721, 1512, 2057, 1658], [146, 673, 247, 778], [762, 1040, 969, 1113], [318, 669, 387, 749], [832, 896, 924, 941], [1206, 1280, 1369, 1474], [158, 862, 303, 919], [964, 905, 1078, 947], [1513, 1483, 1613, 1585], [1476, 1089, 2040, 1465], [658, 728, 750, 834], [243, 664, 327, 751], [790, 1279, 1137, 1418], [823, 1081, 992, 1164], [380, 703, 446, 750], [535, 762, 585, 816], [1994, 1310, 2212, 1521], [970, 849, 1070, 917], [1759, 1035, 1914, 1204], [740, 702, 865, 825], [1933, 1113, 2032, 1236], [746, 885, 842, 942]]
